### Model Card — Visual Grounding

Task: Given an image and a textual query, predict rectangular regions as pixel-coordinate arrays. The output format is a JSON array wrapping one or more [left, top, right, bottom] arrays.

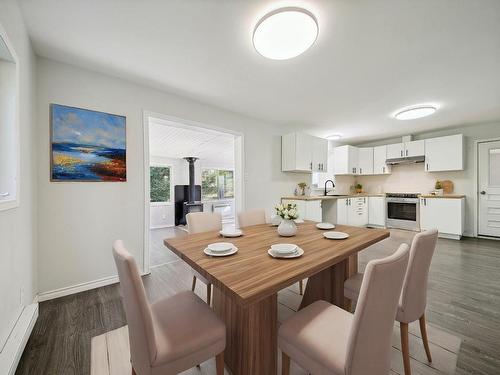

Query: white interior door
[[478, 140, 500, 237]]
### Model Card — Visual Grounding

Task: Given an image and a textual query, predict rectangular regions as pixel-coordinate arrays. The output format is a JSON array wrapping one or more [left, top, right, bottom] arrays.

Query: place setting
[[203, 242, 239, 257], [267, 243, 304, 259], [219, 227, 243, 238]]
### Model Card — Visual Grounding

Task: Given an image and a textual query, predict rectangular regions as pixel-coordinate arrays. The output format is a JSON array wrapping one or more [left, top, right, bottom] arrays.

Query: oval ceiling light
[[253, 7, 319, 60], [326, 134, 342, 140], [394, 105, 437, 120]]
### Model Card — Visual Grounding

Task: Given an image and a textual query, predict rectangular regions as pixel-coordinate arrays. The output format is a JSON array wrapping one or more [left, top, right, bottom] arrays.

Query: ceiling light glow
[[253, 7, 318, 60], [394, 105, 437, 120]]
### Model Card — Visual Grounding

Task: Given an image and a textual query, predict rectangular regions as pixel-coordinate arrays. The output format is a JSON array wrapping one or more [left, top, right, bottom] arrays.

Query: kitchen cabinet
[[424, 134, 464, 172], [282, 199, 323, 222], [333, 145, 358, 175], [368, 196, 386, 227], [420, 197, 464, 239], [357, 148, 374, 175], [373, 145, 391, 174], [387, 140, 425, 159], [282, 132, 328, 172], [387, 143, 404, 159], [336, 197, 368, 226]]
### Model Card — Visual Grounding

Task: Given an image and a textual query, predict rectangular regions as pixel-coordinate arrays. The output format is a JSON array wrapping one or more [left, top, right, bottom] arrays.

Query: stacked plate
[[268, 243, 304, 259], [219, 228, 243, 238], [316, 222, 335, 230], [204, 242, 238, 257]]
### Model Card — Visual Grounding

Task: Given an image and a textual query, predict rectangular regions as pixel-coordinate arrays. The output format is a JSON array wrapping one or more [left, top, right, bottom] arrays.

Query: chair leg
[[131, 367, 136, 375], [206, 283, 212, 306], [419, 314, 433, 362], [191, 275, 197, 291], [282, 351, 290, 375], [299, 280, 303, 295], [400, 322, 411, 375], [216, 351, 224, 375]]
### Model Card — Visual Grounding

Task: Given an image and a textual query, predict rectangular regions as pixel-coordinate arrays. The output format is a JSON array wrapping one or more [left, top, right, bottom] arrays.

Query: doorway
[[478, 139, 500, 238], [143, 112, 244, 271]]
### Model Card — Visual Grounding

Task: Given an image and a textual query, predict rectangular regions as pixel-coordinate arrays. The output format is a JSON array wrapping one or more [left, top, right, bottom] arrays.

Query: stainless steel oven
[[386, 193, 420, 231]]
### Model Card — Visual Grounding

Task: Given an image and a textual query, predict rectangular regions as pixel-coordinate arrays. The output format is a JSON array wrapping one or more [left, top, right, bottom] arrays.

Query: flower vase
[[278, 219, 297, 237]]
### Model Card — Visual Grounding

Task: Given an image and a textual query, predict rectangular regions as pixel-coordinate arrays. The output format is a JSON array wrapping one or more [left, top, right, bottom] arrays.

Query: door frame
[[474, 137, 500, 239], [142, 110, 245, 273]]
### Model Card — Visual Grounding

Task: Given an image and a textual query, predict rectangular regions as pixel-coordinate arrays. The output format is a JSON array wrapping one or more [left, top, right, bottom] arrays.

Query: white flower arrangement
[[275, 203, 299, 220]]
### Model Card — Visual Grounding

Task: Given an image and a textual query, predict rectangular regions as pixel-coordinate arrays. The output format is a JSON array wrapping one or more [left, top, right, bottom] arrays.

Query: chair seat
[[278, 300, 352, 375], [150, 291, 225, 367], [344, 272, 363, 301], [192, 269, 210, 285]]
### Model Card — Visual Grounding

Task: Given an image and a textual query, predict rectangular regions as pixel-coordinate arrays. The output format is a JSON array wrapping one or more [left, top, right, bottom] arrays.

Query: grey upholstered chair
[[186, 212, 222, 305], [279, 243, 410, 375], [113, 240, 226, 375], [344, 229, 438, 375]]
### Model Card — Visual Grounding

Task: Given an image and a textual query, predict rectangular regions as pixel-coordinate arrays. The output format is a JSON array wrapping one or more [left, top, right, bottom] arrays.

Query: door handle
[[480, 191, 486, 195]]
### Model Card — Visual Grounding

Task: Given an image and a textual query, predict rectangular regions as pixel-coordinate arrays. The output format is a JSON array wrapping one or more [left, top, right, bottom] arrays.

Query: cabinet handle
[[383, 166, 385, 173], [426, 163, 429, 171], [360, 168, 362, 174], [406, 149, 408, 156], [310, 162, 312, 170], [401, 150, 403, 157]]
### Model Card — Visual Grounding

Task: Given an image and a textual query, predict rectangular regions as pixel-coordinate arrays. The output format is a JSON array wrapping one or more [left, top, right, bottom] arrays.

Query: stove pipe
[[183, 157, 198, 203]]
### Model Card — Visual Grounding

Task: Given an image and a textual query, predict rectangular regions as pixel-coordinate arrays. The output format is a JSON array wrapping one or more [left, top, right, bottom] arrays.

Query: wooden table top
[[164, 222, 389, 306]]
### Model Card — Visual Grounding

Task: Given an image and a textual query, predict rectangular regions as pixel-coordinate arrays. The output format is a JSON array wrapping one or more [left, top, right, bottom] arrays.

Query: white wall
[[0, 0, 37, 356], [37, 57, 308, 294], [355, 122, 500, 236]]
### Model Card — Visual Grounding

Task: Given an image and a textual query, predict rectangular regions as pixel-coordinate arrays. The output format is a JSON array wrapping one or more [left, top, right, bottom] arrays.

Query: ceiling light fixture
[[253, 7, 319, 60], [394, 105, 437, 120], [326, 134, 342, 140]]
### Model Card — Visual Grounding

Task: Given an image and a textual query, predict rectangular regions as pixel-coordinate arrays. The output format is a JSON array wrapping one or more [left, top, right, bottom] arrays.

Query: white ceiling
[[149, 119, 235, 166], [19, 0, 500, 142]]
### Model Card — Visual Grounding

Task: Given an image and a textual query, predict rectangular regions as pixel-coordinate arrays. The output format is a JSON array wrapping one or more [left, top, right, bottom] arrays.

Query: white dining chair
[[344, 229, 438, 375], [112, 240, 226, 375], [186, 211, 222, 305], [238, 208, 305, 295], [279, 243, 409, 375]]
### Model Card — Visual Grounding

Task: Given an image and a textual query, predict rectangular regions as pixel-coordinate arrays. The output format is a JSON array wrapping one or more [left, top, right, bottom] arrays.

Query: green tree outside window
[[150, 166, 171, 202]]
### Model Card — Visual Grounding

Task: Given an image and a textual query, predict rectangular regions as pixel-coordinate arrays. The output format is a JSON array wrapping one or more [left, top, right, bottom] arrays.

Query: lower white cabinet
[[368, 196, 386, 227], [420, 197, 464, 239], [282, 199, 323, 222], [336, 197, 368, 226]]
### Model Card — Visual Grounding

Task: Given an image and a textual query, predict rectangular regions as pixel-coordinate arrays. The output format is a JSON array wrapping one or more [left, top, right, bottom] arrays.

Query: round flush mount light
[[326, 134, 342, 140], [394, 105, 437, 120], [253, 7, 319, 60]]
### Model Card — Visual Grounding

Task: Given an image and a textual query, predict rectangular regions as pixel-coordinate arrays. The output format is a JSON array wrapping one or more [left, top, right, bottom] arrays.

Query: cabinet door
[[404, 140, 425, 157], [312, 137, 328, 172], [357, 148, 374, 175], [387, 143, 404, 159], [296, 133, 314, 171], [348, 197, 368, 226], [336, 198, 348, 224], [425, 134, 464, 172], [373, 145, 391, 174], [420, 198, 463, 236], [305, 200, 323, 222], [368, 196, 386, 226]]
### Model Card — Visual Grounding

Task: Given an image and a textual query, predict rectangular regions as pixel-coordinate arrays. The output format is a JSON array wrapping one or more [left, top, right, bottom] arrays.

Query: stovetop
[[386, 192, 421, 198]]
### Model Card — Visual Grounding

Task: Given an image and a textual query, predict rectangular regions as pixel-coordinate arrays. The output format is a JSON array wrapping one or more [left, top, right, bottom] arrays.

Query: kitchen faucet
[[324, 180, 335, 196]]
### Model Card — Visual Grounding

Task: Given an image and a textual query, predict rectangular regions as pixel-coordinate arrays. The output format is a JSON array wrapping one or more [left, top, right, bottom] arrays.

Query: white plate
[[207, 242, 234, 252], [316, 222, 335, 230], [294, 218, 305, 224], [219, 229, 243, 238], [268, 247, 304, 259], [323, 231, 349, 240], [271, 243, 297, 254], [204, 246, 238, 257]]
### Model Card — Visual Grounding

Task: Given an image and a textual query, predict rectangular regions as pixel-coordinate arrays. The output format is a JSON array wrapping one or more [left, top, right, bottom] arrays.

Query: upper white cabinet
[[373, 145, 391, 174], [387, 140, 425, 159], [425, 134, 464, 172], [282, 133, 328, 173], [357, 148, 374, 175], [333, 145, 358, 175], [387, 143, 404, 159]]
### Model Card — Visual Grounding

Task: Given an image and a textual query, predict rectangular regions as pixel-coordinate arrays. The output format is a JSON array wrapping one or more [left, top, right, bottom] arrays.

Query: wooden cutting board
[[440, 180, 454, 194]]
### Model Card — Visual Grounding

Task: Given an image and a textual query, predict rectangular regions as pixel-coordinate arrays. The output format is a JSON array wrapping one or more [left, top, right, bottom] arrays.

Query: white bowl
[[323, 231, 349, 240], [271, 243, 297, 254], [207, 242, 234, 252]]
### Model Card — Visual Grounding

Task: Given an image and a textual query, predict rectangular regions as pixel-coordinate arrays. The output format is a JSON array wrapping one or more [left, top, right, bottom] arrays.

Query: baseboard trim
[[0, 302, 38, 375], [38, 271, 148, 302]]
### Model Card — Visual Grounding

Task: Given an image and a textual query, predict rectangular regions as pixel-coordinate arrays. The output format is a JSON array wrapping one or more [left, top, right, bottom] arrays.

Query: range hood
[[386, 155, 425, 165]]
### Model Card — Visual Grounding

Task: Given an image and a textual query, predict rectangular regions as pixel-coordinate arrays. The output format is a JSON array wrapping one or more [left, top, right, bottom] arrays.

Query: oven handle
[[386, 198, 419, 203]]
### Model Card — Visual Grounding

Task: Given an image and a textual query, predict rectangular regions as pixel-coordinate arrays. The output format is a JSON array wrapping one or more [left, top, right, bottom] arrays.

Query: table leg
[[212, 287, 277, 375], [299, 259, 348, 310]]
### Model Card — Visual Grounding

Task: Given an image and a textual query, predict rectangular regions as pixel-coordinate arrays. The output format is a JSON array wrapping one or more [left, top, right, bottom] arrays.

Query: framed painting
[[50, 104, 126, 182]]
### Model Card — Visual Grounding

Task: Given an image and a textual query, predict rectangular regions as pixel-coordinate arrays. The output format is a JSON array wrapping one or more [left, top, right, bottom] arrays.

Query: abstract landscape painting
[[50, 104, 126, 181]]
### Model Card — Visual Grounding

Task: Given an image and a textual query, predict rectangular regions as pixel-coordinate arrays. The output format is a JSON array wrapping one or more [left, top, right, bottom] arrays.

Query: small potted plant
[[355, 183, 363, 194], [274, 203, 299, 237], [435, 181, 444, 195], [297, 182, 307, 196]]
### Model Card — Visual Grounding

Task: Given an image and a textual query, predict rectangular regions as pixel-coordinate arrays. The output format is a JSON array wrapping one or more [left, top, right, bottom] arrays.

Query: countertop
[[419, 194, 466, 199], [281, 193, 385, 201]]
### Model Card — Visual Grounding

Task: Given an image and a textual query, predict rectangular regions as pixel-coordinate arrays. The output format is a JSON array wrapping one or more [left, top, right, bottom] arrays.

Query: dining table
[[164, 221, 390, 375]]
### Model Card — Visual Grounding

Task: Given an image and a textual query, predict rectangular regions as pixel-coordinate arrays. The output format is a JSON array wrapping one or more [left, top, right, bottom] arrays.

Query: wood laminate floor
[[16, 230, 500, 375]]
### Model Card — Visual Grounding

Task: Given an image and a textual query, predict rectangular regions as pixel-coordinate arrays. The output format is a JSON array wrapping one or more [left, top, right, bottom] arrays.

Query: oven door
[[386, 198, 420, 231]]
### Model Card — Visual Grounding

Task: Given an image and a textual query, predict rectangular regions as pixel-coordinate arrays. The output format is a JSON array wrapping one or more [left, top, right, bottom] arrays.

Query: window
[[0, 35, 18, 211], [150, 166, 171, 203], [202, 168, 234, 200]]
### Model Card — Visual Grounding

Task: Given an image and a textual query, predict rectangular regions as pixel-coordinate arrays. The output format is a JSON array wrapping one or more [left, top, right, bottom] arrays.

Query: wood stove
[[174, 157, 203, 225]]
